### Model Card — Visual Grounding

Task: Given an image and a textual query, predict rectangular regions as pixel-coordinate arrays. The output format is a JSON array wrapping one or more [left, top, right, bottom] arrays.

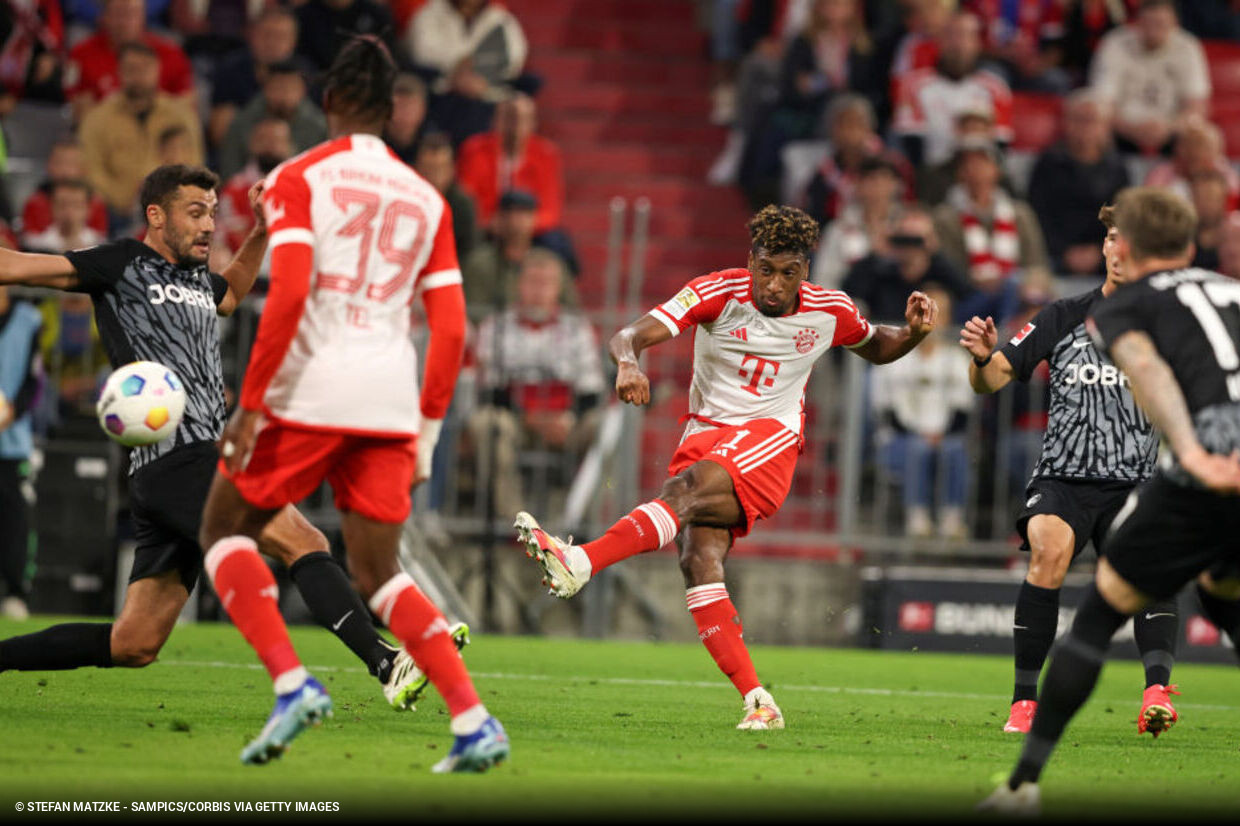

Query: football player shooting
[[959, 205, 1180, 737], [196, 35, 506, 771], [980, 188, 1240, 815], [0, 165, 447, 714], [516, 205, 938, 729]]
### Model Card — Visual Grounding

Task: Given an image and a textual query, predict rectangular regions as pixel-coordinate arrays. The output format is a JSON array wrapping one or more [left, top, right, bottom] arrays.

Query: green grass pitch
[[0, 616, 1237, 820]]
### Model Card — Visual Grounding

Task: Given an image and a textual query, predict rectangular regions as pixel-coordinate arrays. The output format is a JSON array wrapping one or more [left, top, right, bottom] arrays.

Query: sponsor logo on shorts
[[1026, 493, 1042, 508]]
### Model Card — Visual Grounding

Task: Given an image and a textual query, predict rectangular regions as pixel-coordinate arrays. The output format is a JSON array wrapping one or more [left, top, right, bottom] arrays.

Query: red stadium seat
[[1204, 39, 1240, 97], [1008, 93, 1064, 152]]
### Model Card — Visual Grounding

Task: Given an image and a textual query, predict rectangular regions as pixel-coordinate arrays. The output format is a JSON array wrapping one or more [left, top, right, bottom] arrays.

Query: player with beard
[[515, 204, 938, 729], [0, 164, 459, 713]]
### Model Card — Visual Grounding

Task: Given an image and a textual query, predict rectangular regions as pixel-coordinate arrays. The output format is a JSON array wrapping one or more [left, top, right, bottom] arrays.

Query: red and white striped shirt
[[240, 133, 465, 436], [649, 269, 873, 437]]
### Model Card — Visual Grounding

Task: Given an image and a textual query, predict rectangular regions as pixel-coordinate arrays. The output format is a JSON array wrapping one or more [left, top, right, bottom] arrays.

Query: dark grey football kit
[[1089, 268, 1240, 599], [0, 239, 401, 683], [997, 286, 1177, 705], [66, 239, 229, 590], [1001, 286, 1158, 554]]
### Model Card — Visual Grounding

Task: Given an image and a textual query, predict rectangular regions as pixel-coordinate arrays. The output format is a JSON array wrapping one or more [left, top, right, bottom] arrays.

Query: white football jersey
[[648, 269, 874, 438], [253, 133, 461, 435]]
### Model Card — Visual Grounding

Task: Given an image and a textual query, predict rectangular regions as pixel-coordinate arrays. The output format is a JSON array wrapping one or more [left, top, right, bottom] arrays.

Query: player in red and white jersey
[[516, 205, 938, 729], [195, 35, 507, 771]]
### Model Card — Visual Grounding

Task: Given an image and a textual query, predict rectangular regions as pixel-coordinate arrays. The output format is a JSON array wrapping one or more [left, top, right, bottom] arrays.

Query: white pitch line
[[159, 660, 1240, 712]]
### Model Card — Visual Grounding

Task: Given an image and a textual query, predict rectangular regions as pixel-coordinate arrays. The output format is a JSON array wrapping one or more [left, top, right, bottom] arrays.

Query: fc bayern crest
[[794, 329, 819, 353]]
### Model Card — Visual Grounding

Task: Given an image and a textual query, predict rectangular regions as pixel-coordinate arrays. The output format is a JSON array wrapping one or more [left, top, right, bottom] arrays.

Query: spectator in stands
[[1190, 170, 1230, 272], [875, 0, 953, 121], [740, 0, 880, 208], [966, 0, 1069, 93], [21, 180, 104, 253], [295, 0, 395, 72], [217, 59, 326, 180], [873, 286, 973, 539], [462, 189, 576, 324], [1060, 0, 1128, 82], [157, 123, 196, 166], [414, 131, 479, 262], [892, 9, 1013, 167], [1219, 213, 1240, 281], [780, 0, 878, 144], [386, 73, 429, 167], [407, 0, 530, 145], [217, 117, 292, 254], [0, 0, 65, 103], [0, 283, 42, 621], [1144, 117, 1240, 210], [20, 140, 109, 241], [78, 41, 202, 224], [1089, 0, 1210, 155], [466, 248, 605, 520], [457, 93, 574, 268], [913, 102, 1011, 205], [63, 0, 194, 120], [1026, 88, 1129, 277], [812, 156, 905, 289], [208, 7, 304, 150], [168, 0, 265, 57], [932, 137, 1046, 321], [842, 204, 972, 324], [803, 93, 910, 224]]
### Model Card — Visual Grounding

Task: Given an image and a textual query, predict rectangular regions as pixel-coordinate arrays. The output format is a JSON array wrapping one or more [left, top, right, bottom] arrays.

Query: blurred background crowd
[[3, 0, 1240, 627]]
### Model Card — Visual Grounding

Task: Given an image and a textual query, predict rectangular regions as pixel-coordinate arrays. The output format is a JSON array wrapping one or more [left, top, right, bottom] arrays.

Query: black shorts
[[128, 441, 217, 592], [1015, 477, 1138, 556], [1105, 472, 1240, 600]]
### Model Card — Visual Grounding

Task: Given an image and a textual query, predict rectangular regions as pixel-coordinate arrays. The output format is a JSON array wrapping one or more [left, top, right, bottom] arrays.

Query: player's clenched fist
[[958, 315, 998, 360], [905, 290, 938, 337], [615, 360, 650, 406]]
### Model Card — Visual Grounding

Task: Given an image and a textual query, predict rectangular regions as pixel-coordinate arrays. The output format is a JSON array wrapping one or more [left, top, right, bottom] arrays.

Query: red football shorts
[[221, 418, 418, 524], [667, 418, 800, 538]]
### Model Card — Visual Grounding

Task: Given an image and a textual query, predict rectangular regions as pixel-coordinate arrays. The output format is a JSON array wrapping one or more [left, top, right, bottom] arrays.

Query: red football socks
[[205, 537, 301, 686], [687, 583, 761, 697], [582, 499, 680, 572], [370, 573, 480, 717]]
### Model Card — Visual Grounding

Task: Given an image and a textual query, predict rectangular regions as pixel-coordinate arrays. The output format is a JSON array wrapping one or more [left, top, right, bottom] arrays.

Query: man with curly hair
[[515, 205, 939, 729]]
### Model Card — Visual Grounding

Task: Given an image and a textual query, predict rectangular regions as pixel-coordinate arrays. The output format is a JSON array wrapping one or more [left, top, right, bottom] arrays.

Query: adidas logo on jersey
[[728, 328, 748, 341], [148, 282, 214, 309]]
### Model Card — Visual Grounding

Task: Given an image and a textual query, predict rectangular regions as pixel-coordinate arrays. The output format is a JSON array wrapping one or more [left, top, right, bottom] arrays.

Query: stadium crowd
[[3, 0, 1240, 615]]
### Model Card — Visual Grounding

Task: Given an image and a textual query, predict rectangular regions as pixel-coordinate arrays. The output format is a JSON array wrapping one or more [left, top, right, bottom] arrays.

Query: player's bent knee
[[110, 631, 165, 668]]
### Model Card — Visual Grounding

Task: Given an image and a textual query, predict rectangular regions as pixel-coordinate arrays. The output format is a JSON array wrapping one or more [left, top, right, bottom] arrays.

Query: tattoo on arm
[[1110, 330, 1200, 457]]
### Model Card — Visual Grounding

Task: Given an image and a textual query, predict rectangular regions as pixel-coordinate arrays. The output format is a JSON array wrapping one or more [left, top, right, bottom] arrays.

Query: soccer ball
[[96, 361, 187, 447]]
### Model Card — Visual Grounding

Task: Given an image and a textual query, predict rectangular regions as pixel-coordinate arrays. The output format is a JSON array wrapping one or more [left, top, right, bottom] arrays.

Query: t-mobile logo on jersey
[[738, 353, 780, 396]]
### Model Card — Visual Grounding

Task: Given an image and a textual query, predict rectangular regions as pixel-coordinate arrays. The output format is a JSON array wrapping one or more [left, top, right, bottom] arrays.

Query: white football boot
[[737, 687, 785, 730], [514, 511, 591, 598], [382, 622, 471, 710]]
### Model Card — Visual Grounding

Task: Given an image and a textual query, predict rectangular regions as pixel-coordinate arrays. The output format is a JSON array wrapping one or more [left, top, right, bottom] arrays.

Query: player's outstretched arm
[[1110, 329, 1240, 494], [851, 290, 938, 365], [215, 181, 269, 316], [609, 314, 673, 406], [959, 314, 1014, 393], [0, 247, 80, 290]]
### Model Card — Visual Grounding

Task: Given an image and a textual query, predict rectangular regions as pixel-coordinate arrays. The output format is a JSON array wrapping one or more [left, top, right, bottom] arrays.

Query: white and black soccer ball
[[96, 361, 187, 447]]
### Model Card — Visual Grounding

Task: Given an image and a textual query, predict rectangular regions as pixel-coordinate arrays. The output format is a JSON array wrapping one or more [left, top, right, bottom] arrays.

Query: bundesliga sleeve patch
[[1009, 322, 1036, 346], [662, 286, 701, 320]]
